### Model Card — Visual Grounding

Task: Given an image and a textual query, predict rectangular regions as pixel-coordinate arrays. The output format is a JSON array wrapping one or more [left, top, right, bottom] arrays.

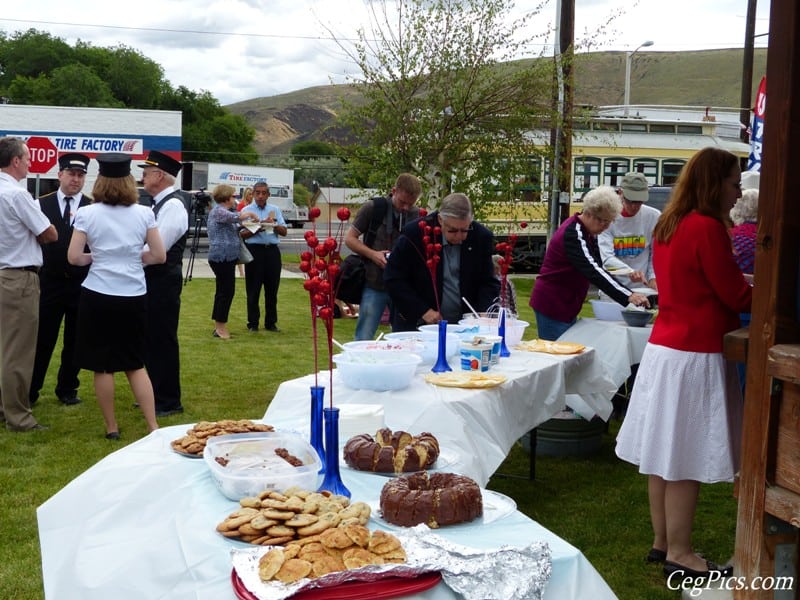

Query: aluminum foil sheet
[[231, 524, 552, 600]]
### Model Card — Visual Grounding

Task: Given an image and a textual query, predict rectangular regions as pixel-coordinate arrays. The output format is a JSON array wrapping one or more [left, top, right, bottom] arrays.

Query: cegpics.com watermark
[[667, 570, 795, 597]]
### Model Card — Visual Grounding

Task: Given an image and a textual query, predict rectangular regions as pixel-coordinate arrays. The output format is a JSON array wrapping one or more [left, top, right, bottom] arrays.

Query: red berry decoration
[[300, 197, 355, 400]]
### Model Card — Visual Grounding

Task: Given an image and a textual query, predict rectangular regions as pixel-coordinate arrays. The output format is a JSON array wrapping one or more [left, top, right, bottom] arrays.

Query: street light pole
[[624, 40, 654, 117]]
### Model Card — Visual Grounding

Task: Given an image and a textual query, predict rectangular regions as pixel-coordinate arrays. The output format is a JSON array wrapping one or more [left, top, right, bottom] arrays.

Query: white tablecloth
[[264, 350, 614, 486], [37, 426, 616, 600], [558, 318, 652, 391]]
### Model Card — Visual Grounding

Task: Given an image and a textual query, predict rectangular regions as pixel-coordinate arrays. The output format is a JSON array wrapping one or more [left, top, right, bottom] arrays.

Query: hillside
[[227, 49, 768, 156]]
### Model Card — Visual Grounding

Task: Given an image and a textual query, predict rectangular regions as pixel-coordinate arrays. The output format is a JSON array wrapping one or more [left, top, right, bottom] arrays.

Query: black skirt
[[76, 288, 147, 373]]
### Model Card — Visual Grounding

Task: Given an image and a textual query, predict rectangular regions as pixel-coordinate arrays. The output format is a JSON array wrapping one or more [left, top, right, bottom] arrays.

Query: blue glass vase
[[309, 386, 326, 474], [498, 308, 511, 357], [431, 320, 453, 372], [317, 407, 351, 498]]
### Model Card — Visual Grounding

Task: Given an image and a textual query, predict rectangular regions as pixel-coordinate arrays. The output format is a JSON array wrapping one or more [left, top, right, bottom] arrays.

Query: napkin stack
[[338, 404, 385, 441]]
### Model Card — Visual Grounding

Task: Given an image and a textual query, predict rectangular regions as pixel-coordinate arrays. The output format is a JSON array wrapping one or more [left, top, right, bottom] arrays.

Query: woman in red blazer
[[616, 147, 752, 583]]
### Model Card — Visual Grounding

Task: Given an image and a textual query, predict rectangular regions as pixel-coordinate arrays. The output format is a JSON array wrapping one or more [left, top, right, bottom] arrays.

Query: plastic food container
[[384, 330, 460, 364], [589, 299, 623, 321], [417, 323, 479, 340], [203, 432, 322, 501], [458, 314, 530, 347], [460, 339, 493, 371], [342, 339, 426, 355], [332, 351, 422, 391]]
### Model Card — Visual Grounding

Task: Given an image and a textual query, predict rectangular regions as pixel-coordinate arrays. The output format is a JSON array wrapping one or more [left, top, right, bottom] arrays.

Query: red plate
[[231, 569, 442, 600]]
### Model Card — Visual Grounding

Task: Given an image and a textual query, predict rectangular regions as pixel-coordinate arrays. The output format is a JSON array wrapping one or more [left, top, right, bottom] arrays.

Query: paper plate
[[606, 266, 634, 276], [515, 340, 586, 355], [423, 372, 507, 389]]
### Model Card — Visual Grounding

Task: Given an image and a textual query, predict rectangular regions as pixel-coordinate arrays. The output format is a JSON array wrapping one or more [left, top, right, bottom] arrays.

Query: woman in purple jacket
[[529, 186, 651, 340]]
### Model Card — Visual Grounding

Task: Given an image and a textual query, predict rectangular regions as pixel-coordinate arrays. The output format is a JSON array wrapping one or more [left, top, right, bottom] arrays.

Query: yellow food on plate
[[257, 523, 405, 584], [423, 372, 507, 388], [515, 340, 586, 355]]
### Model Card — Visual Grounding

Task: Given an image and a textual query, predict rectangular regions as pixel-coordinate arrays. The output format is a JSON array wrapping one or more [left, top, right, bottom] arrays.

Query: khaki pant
[[0, 269, 40, 430]]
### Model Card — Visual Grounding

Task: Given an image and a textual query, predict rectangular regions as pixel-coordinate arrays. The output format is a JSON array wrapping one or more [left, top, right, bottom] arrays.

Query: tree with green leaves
[[328, 0, 554, 215], [0, 28, 258, 165]]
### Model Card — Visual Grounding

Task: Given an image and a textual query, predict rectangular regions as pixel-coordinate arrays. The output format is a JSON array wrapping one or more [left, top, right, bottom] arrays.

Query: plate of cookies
[[170, 420, 275, 458], [216, 487, 371, 546], [229, 524, 438, 600], [231, 568, 441, 600]]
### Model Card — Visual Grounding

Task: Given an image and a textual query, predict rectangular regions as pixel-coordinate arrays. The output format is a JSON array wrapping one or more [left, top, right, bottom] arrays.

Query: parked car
[[647, 186, 673, 213]]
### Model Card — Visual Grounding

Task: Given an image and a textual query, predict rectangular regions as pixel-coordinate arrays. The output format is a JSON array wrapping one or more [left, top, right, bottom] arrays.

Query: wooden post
[[734, 0, 800, 596]]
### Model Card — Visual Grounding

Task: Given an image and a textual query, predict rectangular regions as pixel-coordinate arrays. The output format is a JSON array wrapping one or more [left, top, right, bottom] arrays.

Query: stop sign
[[27, 136, 58, 174]]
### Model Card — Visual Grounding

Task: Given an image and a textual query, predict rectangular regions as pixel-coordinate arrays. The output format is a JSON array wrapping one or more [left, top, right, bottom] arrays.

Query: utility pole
[[739, 0, 758, 144], [548, 0, 575, 237]]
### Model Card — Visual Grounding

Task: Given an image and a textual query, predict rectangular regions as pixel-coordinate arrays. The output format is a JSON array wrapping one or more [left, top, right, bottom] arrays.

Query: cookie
[[273, 558, 313, 584], [296, 511, 340, 536], [258, 548, 285, 581], [284, 513, 318, 528]]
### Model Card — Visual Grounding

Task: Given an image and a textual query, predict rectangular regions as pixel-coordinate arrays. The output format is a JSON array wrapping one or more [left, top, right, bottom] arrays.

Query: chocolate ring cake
[[379, 471, 483, 528], [343, 428, 439, 473]]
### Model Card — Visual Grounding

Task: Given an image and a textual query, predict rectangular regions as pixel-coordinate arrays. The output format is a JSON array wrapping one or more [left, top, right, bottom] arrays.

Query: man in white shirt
[[0, 137, 58, 431], [139, 150, 189, 417], [599, 172, 661, 292]]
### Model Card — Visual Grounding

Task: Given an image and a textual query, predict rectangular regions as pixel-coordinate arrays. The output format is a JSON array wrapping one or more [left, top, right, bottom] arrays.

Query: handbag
[[238, 239, 254, 265], [336, 254, 366, 304]]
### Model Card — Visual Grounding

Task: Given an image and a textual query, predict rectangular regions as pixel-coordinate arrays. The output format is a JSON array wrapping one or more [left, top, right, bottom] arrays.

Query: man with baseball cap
[[30, 152, 92, 407], [599, 171, 661, 290], [139, 150, 188, 417], [599, 172, 661, 421]]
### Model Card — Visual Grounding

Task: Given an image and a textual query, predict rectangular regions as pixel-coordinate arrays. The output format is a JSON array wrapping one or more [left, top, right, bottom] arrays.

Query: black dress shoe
[[265, 325, 281, 332], [105, 431, 121, 440], [646, 548, 667, 563], [59, 395, 82, 406], [156, 407, 184, 417], [663, 559, 733, 580], [247, 326, 259, 332]]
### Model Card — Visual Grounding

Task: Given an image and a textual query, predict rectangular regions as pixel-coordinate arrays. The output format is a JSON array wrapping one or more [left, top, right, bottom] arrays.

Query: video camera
[[192, 188, 212, 216]]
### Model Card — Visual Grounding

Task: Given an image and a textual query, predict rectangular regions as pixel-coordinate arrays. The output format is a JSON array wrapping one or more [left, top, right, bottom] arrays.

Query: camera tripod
[[183, 194, 209, 285]]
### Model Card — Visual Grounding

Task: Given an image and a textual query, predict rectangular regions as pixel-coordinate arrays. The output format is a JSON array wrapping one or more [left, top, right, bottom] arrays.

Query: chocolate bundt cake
[[343, 428, 439, 473], [379, 471, 483, 528]]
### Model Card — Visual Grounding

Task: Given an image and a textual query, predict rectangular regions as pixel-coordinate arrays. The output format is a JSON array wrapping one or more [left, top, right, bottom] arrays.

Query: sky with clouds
[[0, 0, 771, 106]]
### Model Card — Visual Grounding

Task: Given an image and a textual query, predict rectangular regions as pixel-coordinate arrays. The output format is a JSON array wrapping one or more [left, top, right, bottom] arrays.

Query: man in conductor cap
[[30, 153, 92, 408], [139, 150, 188, 417]]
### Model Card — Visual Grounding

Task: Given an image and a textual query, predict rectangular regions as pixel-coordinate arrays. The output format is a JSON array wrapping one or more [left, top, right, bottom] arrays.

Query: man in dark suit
[[30, 153, 92, 407], [139, 150, 188, 417], [384, 192, 499, 330]]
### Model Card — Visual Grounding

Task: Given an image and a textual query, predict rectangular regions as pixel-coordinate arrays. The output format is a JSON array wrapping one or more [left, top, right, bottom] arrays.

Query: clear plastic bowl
[[383, 331, 460, 364], [457, 314, 530, 346], [203, 432, 322, 501], [341, 339, 425, 355], [417, 323, 480, 340], [332, 351, 422, 391]]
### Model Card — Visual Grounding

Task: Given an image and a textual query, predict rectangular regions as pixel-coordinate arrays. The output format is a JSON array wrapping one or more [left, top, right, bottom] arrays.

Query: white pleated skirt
[[615, 343, 743, 483]]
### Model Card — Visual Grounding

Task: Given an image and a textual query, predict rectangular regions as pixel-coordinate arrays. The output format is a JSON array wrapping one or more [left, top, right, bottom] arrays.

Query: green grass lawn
[[0, 275, 736, 599]]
